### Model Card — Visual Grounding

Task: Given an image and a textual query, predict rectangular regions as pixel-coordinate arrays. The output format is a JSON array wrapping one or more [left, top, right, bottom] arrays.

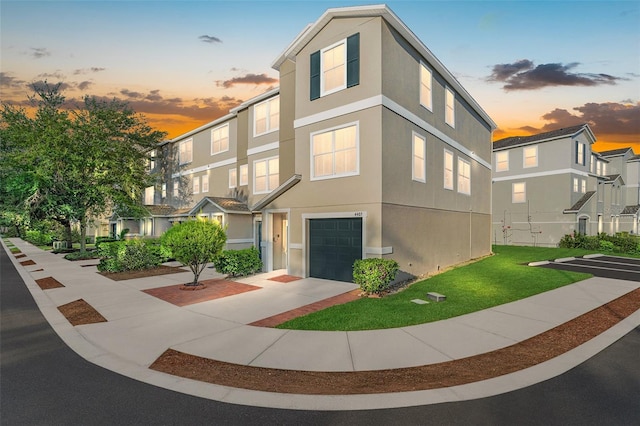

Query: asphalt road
[[539, 255, 640, 282], [2, 246, 639, 425]]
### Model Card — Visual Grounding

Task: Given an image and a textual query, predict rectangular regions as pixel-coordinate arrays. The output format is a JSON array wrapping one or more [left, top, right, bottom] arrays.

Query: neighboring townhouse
[[110, 5, 497, 281], [492, 124, 640, 247]]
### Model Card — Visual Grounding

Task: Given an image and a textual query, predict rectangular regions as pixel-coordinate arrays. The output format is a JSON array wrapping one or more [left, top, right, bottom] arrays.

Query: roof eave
[[252, 174, 302, 212]]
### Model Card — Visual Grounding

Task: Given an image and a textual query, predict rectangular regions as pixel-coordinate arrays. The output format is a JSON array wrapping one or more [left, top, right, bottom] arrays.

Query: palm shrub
[[161, 220, 227, 286], [353, 258, 399, 295]]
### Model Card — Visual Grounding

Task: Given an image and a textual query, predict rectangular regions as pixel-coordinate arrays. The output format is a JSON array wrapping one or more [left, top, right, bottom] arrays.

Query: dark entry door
[[578, 217, 587, 235], [309, 218, 362, 282]]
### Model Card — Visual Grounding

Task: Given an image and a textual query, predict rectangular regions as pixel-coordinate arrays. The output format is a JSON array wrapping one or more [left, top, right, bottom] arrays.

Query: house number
[[354, 212, 363, 217]]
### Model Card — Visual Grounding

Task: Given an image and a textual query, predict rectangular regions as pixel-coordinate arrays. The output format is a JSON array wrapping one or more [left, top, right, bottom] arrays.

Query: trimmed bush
[[64, 251, 99, 261], [97, 239, 164, 273], [24, 230, 54, 246], [353, 258, 399, 295], [559, 231, 639, 254], [215, 247, 262, 277]]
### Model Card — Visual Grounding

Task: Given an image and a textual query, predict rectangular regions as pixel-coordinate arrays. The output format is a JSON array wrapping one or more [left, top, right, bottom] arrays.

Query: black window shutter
[[346, 33, 360, 88], [310, 50, 320, 100], [575, 142, 579, 164]]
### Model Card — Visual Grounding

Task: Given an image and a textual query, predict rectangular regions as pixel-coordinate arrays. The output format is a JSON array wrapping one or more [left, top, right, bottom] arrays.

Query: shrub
[[64, 251, 99, 261], [353, 258, 399, 295], [161, 220, 227, 285], [598, 240, 615, 252], [24, 230, 54, 246], [97, 239, 164, 273], [215, 247, 262, 277], [95, 236, 117, 248]]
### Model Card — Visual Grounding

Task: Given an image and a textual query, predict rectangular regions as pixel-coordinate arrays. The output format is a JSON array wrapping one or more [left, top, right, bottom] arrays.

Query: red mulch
[[58, 299, 107, 326], [14, 253, 26, 259], [35, 276, 65, 290], [143, 279, 261, 307], [269, 275, 303, 283], [20, 260, 36, 266], [150, 288, 640, 395]]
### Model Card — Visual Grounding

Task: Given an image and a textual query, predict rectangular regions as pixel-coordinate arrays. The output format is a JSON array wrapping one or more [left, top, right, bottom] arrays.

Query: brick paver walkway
[[249, 289, 361, 327], [143, 279, 261, 307]]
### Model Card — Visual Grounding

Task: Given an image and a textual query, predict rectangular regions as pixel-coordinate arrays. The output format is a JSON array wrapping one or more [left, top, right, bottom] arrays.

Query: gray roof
[[493, 124, 589, 150], [621, 205, 640, 215], [564, 191, 596, 213], [144, 205, 177, 217], [189, 196, 250, 215], [598, 147, 633, 157]]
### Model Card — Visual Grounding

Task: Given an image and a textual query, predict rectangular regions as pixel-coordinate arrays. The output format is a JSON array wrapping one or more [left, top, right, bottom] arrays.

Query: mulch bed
[[14, 253, 26, 259], [20, 260, 36, 266], [100, 265, 187, 281], [35, 276, 65, 290], [150, 288, 640, 395], [143, 279, 261, 307], [58, 299, 107, 326]]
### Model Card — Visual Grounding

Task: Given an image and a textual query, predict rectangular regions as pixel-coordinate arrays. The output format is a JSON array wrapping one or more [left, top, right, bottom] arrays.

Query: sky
[[1, 0, 639, 153]]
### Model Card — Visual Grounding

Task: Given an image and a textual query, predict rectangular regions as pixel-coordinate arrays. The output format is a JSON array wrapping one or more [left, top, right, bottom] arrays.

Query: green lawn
[[277, 245, 598, 331]]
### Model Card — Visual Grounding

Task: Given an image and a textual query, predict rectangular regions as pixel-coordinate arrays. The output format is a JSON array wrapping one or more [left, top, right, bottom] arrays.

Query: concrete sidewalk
[[4, 238, 640, 411]]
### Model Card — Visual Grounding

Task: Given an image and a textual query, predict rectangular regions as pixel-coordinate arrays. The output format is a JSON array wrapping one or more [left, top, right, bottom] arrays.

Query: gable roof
[[271, 4, 496, 130], [621, 205, 640, 216], [144, 205, 177, 217], [494, 124, 593, 150], [563, 191, 596, 214], [189, 197, 251, 215], [598, 147, 634, 157]]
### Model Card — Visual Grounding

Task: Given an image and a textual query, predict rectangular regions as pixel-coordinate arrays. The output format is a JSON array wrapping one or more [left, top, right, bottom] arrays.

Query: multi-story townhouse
[[492, 124, 640, 247], [110, 5, 496, 281]]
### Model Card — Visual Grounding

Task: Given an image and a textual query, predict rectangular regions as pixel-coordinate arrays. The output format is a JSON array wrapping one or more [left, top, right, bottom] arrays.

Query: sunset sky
[[2, 0, 639, 153]]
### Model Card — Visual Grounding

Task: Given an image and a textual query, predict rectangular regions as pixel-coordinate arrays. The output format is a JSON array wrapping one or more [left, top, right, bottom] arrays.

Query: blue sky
[[1, 0, 638, 150]]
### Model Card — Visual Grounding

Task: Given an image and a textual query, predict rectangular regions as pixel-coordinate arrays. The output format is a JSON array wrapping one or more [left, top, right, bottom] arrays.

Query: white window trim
[[445, 86, 455, 128], [192, 176, 200, 194], [229, 168, 237, 189], [201, 175, 209, 193], [412, 132, 426, 183], [512, 182, 526, 203], [573, 177, 579, 193], [310, 121, 360, 181], [444, 149, 454, 190], [581, 179, 586, 194], [179, 138, 193, 165], [253, 96, 279, 137], [523, 145, 538, 168], [419, 62, 433, 112], [457, 157, 471, 195], [239, 164, 248, 186], [210, 123, 230, 156], [253, 155, 279, 195], [320, 38, 347, 97], [496, 151, 509, 172], [161, 183, 167, 199]]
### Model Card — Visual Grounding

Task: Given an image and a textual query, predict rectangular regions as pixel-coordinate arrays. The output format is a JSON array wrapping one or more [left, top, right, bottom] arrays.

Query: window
[[581, 179, 586, 194], [254, 96, 279, 136], [254, 156, 279, 194], [596, 161, 602, 175], [573, 177, 579, 192], [144, 186, 154, 205], [457, 158, 470, 195], [602, 162, 607, 175], [445, 87, 455, 127], [444, 149, 454, 190], [149, 149, 156, 171], [590, 155, 595, 173], [412, 133, 426, 182], [161, 183, 167, 199], [212, 214, 223, 226], [173, 180, 179, 197], [419, 63, 432, 111], [211, 124, 229, 155], [310, 33, 359, 100], [192, 176, 200, 194], [179, 139, 192, 164], [311, 123, 358, 180], [512, 182, 526, 203], [523, 145, 538, 168], [229, 168, 237, 189], [201, 175, 209, 193], [239, 164, 248, 186], [495, 151, 509, 172], [576, 142, 585, 166]]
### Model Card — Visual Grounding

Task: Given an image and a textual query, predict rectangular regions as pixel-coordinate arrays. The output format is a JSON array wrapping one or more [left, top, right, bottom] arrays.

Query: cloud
[[77, 81, 93, 91], [73, 67, 106, 75], [30, 80, 73, 92], [217, 73, 278, 88], [487, 60, 625, 91], [199, 35, 222, 44], [37, 71, 66, 80], [0, 72, 26, 88], [30, 47, 51, 59]]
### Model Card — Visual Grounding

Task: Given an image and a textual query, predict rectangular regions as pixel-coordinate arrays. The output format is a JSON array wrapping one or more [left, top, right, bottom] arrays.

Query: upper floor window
[[576, 142, 586, 166], [573, 177, 579, 192], [148, 149, 156, 171], [310, 33, 359, 100], [457, 158, 471, 195], [192, 176, 200, 194], [444, 149, 454, 190], [495, 151, 509, 172], [239, 164, 248, 186], [161, 183, 167, 199], [254, 156, 279, 194], [211, 124, 229, 155], [173, 180, 179, 197], [412, 133, 426, 183], [512, 182, 526, 203], [419, 62, 432, 111], [144, 186, 154, 205], [179, 139, 192, 164], [445, 87, 455, 128], [581, 179, 586, 194], [523, 145, 538, 168], [254, 96, 279, 136], [311, 123, 358, 180], [229, 168, 237, 189], [596, 161, 602, 175], [202, 174, 209, 193], [590, 155, 595, 173]]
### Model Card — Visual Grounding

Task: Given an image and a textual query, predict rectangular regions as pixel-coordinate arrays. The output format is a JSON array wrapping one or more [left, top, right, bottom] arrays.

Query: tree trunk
[[79, 220, 87, 252], [64, 221, 72, 249]]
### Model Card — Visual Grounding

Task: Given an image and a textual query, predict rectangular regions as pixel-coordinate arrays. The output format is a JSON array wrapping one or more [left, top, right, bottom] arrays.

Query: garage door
[[309, 218, 362, 282]]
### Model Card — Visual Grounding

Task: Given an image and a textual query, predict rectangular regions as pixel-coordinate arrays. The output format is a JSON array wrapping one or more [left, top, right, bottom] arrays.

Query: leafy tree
[[161, 220, 227, 286], [0, 82, 166, 251]]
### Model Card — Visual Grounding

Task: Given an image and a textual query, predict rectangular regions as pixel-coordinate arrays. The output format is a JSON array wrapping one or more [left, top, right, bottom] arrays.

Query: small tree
[[161, 220, 226, 286]]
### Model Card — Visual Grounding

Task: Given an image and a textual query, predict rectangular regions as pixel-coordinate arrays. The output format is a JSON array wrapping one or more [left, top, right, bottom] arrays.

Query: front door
[[578, 217, 587, 235]]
